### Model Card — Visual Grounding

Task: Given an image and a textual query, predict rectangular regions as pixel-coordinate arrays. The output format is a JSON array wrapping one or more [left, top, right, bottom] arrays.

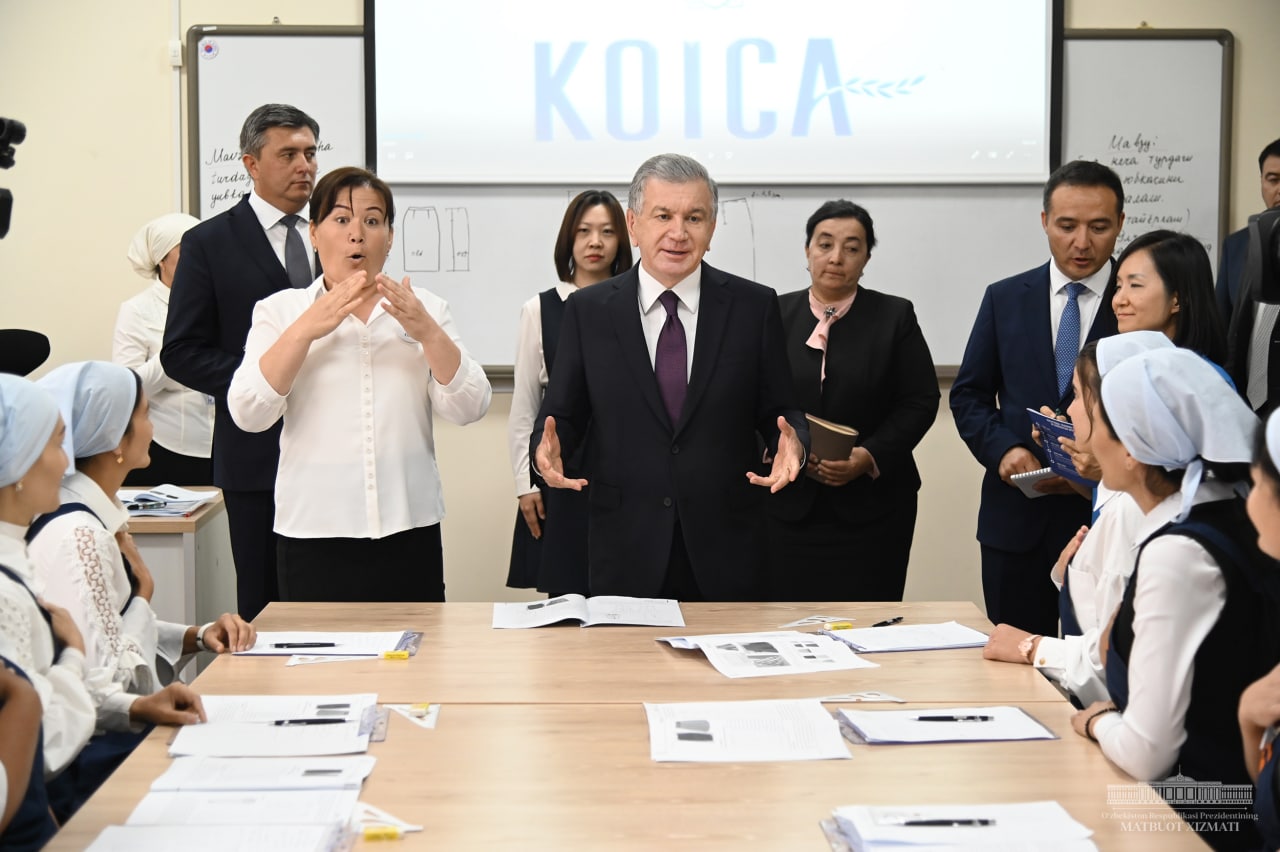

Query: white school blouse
[[27, 472, 189, 732], [228, 278, 492, 539], [508, 282, 576, 499], [0, 524, 94, 776], [1034, 485, 1145, 705], [1089, 481, 1236, 781], [112, 280, 214, 458]]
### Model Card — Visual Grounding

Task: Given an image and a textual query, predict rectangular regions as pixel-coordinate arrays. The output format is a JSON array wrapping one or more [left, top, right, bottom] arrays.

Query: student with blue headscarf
[[0, 374, 94, 848], [27, 362, 254, 820]]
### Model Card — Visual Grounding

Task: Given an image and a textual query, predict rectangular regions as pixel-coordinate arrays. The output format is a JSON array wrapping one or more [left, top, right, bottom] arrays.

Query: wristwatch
[[1019, 634, 1042, 665]]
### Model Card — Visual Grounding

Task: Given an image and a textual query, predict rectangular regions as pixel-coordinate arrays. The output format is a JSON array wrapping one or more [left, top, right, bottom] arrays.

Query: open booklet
[[826, 800, 1096, 851], [492, 594, 685, 628], [658, 631, 878, 678]]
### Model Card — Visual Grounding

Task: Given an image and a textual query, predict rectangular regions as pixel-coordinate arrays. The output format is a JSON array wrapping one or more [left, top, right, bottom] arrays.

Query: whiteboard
[[181, 27, 1233, 368], [1062, 30, 1232, 267], [185, 25, 365, 219]]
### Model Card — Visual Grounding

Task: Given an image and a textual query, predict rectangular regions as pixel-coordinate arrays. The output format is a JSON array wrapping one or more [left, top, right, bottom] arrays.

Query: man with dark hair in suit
[[951, 160, 1123, 637], [532, 153, 808, 602], [1217, 138, 1280, 327], [161, 104, 320, 620]]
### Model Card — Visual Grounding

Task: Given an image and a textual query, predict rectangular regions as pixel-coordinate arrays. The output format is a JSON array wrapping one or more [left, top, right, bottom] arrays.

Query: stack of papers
[[126, 789, 360, 827], [837, 706, 1056, 744], [150, 756, 376, 792], [492, 594, 685, 628], [824, 621, 988, 653], [829, 801, 1096, 851], [235, 631, 410, 656], [118, 485, 219, 517], [168, 694, 378, 757], [87, 825, 344, 852], [658, 631, 878, 678], [645, 699, 851, 762]]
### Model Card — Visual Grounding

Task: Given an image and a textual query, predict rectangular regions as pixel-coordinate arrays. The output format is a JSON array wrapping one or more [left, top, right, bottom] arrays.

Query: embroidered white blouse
[[0, 523, 94, 776], [27, 472, 188, 732]]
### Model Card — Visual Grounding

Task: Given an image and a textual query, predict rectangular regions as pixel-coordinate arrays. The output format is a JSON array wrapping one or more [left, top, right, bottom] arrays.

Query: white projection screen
[[371, 0, 1055, 184]]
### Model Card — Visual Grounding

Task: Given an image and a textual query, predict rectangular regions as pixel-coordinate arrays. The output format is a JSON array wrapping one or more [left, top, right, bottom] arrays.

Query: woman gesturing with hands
[[230, 167, 490, 603]]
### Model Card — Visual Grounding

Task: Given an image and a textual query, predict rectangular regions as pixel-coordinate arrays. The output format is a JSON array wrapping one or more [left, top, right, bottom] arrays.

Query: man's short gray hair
[[239, 104, 320, 159], [627, 154, 719, 221]]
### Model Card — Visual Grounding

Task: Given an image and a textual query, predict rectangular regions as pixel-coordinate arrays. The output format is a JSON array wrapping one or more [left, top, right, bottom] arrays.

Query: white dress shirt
[[27, 472, 188, 732], [0, 523, 94, 777], [228, 278, 492, 539], [247, 191, 314, 278], [637, 264, 700, 377], [509, 282, 577, 499], [1048, 259, 1111, 353], [1090, 481, 1238, 781], [112, 279, 214, 458], [1034, 485, 1145, 705]]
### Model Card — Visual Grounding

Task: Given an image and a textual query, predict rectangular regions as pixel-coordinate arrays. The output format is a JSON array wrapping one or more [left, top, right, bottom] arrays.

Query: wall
[[2, 0, 1276, 608]]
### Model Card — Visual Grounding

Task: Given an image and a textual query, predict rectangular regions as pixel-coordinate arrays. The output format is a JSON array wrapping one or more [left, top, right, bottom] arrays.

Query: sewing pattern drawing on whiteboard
[[402, 206, 471, 273], [447, 207, 470, 272]]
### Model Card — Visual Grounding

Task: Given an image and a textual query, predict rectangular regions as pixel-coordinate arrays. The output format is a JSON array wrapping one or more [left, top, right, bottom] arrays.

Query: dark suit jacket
[[530, 263, 808, 600], [160, 195, 292, 492], [769, 287, 939, 522], [1216, 226, 1249, 329], [950, 262, 1117, 552]]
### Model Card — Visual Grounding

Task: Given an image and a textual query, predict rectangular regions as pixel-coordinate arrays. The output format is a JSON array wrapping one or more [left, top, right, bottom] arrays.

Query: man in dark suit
[[161, 104, 320, 620], [951, 160, 1123, 637], [532, 153, 808, 602], [1217, 138, 1280, 327]]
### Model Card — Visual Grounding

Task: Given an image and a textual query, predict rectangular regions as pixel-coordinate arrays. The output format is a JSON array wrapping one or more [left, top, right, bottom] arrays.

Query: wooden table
[[192, 601, 1066, 705], [126, 489, 233, 629], [48, 601, 1210, 850]]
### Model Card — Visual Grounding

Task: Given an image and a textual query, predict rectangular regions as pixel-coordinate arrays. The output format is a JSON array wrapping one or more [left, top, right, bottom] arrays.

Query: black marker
[[272, 718, 348, 726], [901, 818, 994, 827], [871, 616, 903, 627], [914, 715, 993, 722], [271, 642, 337, 649]]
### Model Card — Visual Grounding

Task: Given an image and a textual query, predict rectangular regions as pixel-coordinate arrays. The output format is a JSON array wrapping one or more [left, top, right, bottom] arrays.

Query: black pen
[[901, 818, 995, 827], [914, 715, 993, 722], [871, 616, 903, 627], [272, 718, 348, 726], [271, 642, 337, 649]]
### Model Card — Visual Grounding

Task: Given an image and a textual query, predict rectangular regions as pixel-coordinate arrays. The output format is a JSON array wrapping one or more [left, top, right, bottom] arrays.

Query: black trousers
[[981, 540, 1062, 636], [222, 489, 278, 621], [657, 520, 705, 602], [123, 441, 213, 488], [277, 524, 445, 603]]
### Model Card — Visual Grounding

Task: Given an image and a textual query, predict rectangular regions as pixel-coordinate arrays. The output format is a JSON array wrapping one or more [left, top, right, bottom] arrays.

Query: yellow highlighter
[[381, 650, 410, 660], [362, 825, 405, 841], [822, 621, 853, 631]]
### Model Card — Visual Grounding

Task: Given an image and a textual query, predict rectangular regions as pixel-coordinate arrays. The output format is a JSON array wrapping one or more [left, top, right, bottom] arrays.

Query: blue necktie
[[1055, 282, 1085, 398], [655, 290, 688, 425]]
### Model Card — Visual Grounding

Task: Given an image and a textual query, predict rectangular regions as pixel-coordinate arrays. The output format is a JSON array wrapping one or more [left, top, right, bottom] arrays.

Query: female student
[[1070, 348, 1269, 849], [506, 190, 632, 596]]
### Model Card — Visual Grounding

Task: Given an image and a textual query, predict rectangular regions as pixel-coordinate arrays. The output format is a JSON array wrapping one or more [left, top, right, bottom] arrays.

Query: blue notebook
[[1025, 408, 1093, 486]]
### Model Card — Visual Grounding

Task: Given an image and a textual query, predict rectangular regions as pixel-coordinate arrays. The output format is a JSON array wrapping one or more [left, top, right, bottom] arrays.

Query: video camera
[[0, 116, 26, 239]]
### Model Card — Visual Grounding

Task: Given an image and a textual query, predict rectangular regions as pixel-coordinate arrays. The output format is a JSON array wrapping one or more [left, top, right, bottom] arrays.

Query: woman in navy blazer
[[768, 201, 939, 601]]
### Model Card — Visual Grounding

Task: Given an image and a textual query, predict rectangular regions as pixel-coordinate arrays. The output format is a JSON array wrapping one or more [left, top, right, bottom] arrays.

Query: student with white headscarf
[[1237, 409, 1280, 851], [1070, 348, 1271, 849], [0, 375, 94, 820], [26, 362, 253, 819], [984, 331, 1174, 707], [113, 213, 215, 486]]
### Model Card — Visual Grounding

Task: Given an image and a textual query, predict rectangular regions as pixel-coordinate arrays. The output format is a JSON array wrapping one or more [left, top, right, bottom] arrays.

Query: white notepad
[[831, 800, 1096, 850], [824, 621, 988, 653], [837, 705, 1056, 744]]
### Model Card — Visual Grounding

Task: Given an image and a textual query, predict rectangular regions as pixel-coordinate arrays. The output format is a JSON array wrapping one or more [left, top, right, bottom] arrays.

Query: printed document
[[657, 631, 877, 678], [493, 594, 685, 628], [645, 699, 851, 762]]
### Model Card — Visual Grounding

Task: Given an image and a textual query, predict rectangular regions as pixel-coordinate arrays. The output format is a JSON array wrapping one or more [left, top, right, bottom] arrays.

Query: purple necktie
[[655, 289, 687, 424]]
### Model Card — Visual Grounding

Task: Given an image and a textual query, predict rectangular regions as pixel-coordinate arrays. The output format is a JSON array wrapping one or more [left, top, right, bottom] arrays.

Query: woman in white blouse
[[0, 374, 94, 781], [28, 361, 250, 730], [506, 190, 631, 596], [1070, 348, 1269, 848], [113, 213, 214, 486], [229, 167, 492, 602]]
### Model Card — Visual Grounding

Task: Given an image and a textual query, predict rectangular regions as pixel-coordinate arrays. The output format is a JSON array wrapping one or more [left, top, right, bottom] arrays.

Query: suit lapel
[[228, 196, 293, 294], [607, 270, 671, 430], [679, 264, 730, 434], [1020, 263, 1056, 399]]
